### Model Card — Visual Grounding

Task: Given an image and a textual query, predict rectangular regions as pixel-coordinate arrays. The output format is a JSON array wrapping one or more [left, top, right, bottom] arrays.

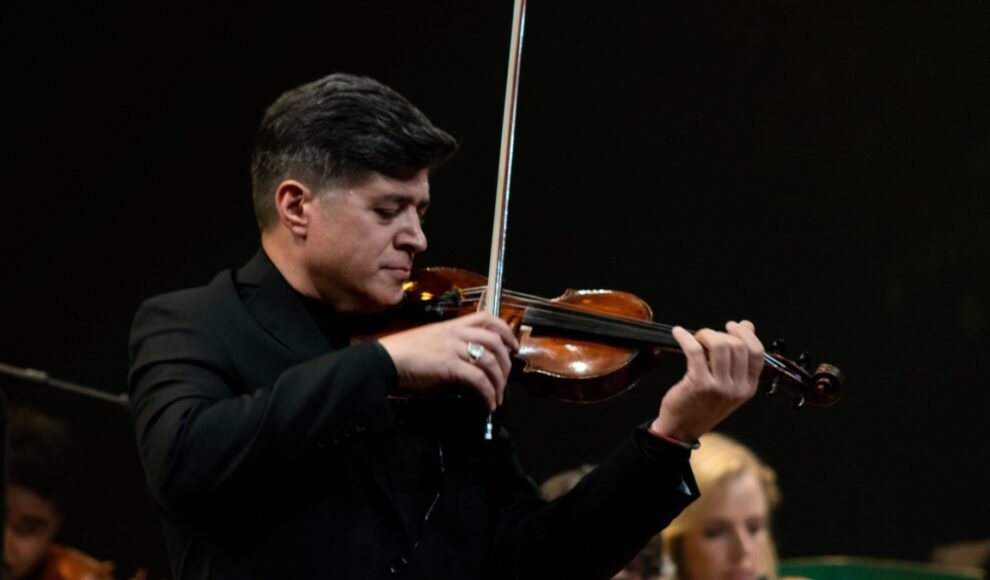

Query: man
[[128, 73, 764, 579]]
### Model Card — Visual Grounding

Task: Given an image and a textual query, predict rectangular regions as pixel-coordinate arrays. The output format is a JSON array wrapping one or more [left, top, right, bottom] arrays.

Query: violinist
[[128, 72, 766, 579], [4, 407, 114, 580]]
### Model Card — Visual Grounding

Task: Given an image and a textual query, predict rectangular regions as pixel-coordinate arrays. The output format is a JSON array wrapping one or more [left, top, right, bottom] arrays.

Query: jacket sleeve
[[490, 425, 699, 580], [128, 292, 396, 514]]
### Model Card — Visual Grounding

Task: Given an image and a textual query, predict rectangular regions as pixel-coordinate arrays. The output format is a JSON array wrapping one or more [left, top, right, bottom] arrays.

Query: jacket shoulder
[[136, 269, 239, 318]]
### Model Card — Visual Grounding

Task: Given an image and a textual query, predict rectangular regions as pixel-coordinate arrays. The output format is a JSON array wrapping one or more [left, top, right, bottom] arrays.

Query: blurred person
[[660, 433, 780, 580], [4, 407, 114, 580], [932, 537, 990, 576], [541, 465, 663, 580]]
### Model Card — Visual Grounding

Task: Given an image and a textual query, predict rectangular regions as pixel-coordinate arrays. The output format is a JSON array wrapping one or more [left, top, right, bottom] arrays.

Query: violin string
[[448, 286, 795, 372], [457, 286, 678, 334]]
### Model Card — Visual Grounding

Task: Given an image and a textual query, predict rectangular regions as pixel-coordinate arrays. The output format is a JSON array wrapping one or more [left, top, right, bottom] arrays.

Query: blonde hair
[[540, 464, 595, 501], [662, 433, 781, 580]]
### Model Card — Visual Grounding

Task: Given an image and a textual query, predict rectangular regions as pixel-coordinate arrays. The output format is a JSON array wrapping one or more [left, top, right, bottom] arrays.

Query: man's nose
[[396, 211, 427, 253]]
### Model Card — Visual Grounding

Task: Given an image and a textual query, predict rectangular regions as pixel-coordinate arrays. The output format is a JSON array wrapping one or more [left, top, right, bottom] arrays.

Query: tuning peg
[[770, 338, 786, 355], [797, 351, 813, 371], [792, 394, 806, 409], [765, 377, 779, 396]]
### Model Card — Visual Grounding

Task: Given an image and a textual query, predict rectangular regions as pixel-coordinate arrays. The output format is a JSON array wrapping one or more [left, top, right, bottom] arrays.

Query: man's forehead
[[6, 489, 58, 521]]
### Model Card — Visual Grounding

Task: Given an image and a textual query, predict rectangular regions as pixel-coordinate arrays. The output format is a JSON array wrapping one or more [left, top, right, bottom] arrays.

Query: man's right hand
[[377, 312, 519, 412]]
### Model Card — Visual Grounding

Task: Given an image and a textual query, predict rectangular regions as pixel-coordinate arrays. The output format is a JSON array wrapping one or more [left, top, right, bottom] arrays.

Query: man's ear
[[274, 179, 313, 239]]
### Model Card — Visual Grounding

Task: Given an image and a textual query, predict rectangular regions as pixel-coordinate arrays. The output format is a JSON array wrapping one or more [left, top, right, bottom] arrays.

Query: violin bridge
[[421, 288, 465, 317]]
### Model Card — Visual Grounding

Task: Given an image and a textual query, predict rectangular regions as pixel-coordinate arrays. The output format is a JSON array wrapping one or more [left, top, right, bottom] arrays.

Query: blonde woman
[[661, 433, 781, 580]]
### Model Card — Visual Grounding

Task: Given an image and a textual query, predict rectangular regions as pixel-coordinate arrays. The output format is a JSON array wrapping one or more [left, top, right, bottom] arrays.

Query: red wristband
[[647, 425, 701, 450]]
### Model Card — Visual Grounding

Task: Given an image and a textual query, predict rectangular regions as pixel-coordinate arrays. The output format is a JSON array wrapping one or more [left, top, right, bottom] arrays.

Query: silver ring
[[466, 342, 486, 363]]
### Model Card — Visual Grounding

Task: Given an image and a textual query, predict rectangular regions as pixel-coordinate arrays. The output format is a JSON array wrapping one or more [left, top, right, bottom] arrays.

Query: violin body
[[40, 544, 115, 580], [397, 268, 661, 402]]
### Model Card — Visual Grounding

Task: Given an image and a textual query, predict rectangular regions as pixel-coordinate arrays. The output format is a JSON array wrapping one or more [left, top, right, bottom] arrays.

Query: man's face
[[304, 169, 430, 313], [4, 483, 60, 580]]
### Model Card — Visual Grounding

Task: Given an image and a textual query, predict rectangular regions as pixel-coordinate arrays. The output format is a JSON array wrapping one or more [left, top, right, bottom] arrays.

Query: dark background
[[3, 2, 989, 577]]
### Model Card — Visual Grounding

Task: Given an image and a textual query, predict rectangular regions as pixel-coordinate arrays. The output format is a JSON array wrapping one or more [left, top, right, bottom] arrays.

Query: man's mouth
[[383, 266, 412, 277]]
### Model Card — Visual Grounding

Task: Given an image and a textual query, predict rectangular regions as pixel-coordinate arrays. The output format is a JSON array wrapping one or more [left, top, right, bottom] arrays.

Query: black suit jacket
[[129, 250, 699, 579]]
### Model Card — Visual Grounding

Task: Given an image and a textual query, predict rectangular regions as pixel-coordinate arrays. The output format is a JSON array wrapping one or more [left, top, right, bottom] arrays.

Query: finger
[[462, 312, 520, 351], [694, 329, 732, 384], [460, 328, 512, 377], [672, 326, 711, 381], [475, 349, 507, 407], [723, 323, 751, 388], [457, 330, 509, 407], [487, 343, 511, 407], [456, 362, 497, 411], [729, 319, 765, 386], [493, 358, 507, 407], [488, 332, 514, 382], [460, 327, 513, 380], [485, 315, 520, 351]]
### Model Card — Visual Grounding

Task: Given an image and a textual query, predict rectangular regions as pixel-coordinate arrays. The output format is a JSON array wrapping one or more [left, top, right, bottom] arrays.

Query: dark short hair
[[250, 73, 459, 229], [8, 407, 80, 514]]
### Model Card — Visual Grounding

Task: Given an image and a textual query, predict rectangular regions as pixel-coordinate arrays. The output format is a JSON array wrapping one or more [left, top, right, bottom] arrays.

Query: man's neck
[[261, 233, 320, 300]]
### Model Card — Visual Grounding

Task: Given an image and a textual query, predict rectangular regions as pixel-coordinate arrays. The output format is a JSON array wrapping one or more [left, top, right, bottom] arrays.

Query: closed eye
[[703, 524, 727, 539], [747, 519, 766, 536], [371, 193, 430, 222], [375, 208, 400, 219]]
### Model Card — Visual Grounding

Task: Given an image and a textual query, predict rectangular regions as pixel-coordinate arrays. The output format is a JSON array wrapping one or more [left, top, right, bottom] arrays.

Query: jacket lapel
[[237, 249, 417, 547]]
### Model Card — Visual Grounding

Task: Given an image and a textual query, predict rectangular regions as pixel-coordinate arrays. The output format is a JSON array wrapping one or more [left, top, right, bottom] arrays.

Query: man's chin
[[351, 287, 406, 314]]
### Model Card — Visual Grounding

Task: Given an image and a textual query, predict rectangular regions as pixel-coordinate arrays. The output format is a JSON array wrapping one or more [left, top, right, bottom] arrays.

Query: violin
[[39, 544, 115, 580], [384, 268, 844, 408]]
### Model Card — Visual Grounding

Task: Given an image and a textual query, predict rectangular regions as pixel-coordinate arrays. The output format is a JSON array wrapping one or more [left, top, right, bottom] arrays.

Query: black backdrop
[[3, 2, 989, 577]]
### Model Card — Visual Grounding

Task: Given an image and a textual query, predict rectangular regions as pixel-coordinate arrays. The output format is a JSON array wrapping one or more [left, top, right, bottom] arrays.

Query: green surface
[[780, 557, 983, 580]]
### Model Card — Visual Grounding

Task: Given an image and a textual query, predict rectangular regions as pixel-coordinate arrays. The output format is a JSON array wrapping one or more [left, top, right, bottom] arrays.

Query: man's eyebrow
[[376, 193, 431, 210]]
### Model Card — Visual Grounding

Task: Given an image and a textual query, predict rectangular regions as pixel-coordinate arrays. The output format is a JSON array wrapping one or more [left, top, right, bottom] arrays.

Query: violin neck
[[520, 303, 679, 349]]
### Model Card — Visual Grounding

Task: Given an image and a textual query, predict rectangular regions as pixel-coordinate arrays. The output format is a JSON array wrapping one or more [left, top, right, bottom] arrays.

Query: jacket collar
[[237, 249, 332, 362]]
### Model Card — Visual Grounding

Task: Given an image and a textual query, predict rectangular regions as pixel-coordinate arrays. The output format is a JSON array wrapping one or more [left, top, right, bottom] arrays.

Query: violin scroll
[[761, 350, 845, 407], [811, 363, 845, 405]]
